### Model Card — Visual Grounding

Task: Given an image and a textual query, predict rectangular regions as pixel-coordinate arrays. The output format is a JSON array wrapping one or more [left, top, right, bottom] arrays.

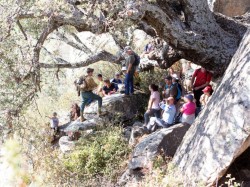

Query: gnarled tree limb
[[39, 50, 119, 69]]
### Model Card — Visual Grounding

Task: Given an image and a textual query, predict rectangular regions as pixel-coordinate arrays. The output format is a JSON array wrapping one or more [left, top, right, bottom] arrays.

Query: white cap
[[172, 74, 179, 79], [122, 67, 127, 71]]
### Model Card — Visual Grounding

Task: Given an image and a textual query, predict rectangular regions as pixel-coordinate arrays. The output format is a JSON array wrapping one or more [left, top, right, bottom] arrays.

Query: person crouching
[[146, 97, 176, 133]]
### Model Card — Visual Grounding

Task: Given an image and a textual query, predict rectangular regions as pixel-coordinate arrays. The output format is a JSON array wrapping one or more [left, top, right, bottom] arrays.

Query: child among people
[[50, 112, 59, 132], [70, 103, 80, 121]]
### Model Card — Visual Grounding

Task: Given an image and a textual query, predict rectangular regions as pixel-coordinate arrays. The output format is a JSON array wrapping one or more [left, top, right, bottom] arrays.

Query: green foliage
[[63, 126, 130, 180], [139, 68, 167, 93], [223, 174, 240, 187]]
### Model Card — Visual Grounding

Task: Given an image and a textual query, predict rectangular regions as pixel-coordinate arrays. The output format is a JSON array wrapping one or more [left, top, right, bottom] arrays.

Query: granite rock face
[[208, 0, 250, 17], [173, 29, 250, 186]]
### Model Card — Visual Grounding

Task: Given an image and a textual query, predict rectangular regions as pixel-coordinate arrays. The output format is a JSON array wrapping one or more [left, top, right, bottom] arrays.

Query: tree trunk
[[138, 0, 248, 76], [173, 29, 250, 186]]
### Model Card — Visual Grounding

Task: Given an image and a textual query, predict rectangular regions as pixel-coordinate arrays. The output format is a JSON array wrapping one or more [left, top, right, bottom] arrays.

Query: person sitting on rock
[[69, 103, 80, 121], [111, 73, 122, 91], [144, 84, 161, 126], [200, 85, 213, 107], [162, 75, 178, 101], [180, 94, 196, 125], [146, 97, 176, 132], [102, 79, 116, 96], [96, 74, 104, 97], [141, 39, 155, 58]]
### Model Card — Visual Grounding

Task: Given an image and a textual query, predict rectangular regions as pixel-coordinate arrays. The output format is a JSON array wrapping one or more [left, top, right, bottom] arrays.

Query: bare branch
[[39, 50, 119, 69], [55, 32, 93, 54], [16, 20, 28, 40]]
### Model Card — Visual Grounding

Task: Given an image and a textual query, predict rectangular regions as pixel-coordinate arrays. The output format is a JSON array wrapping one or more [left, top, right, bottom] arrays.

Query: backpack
[[75, 76, 87, 96], [176, 83, 182, 100], [133, 53, 140, 66]]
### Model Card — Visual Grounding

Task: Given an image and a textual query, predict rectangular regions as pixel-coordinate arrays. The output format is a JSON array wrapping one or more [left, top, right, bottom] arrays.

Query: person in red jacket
[[191, 67, 212, 107]]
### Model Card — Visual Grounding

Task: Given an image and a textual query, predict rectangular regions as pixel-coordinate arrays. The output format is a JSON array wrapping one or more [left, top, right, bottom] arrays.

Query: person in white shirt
[[144, 84, 161, 125]]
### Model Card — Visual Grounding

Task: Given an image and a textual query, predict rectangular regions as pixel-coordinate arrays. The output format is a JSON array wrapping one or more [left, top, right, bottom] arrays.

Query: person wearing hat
[[146, 96, 176, 132], [200, 85, 213, 107], [77, 68, 103, 121], [162, 75, 178, 100], [111, 73, 122, 91], [123, 46, 136, 95], [180, 94, 196, 125]]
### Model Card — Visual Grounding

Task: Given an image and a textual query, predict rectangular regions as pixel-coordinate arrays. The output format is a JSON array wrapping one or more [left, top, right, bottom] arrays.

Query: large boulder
[[208, 0, 250, 17], [118, 124, 190, 186], [129, 123, 190, 170], [213, 0, 250, 17], [59, 136, 75, 153], [173, 29, 250, 185], [59, 118, 99, 133], [84, 93, 147, 121]]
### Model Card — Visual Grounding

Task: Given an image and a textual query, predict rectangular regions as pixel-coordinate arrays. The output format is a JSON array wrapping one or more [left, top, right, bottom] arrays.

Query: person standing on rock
[[111, 73, 123, 91], [182, 61, 194, 93], [162, 75, 178, 101], [144, 84, 161, 126], [123, 46, 136, 96], [191, 67, 212, 108], [77, 68, 103, 121]]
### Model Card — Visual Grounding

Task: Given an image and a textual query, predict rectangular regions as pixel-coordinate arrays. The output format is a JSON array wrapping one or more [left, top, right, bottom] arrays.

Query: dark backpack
[[74, 76, 87, 96], [133, 53, 140, 66]]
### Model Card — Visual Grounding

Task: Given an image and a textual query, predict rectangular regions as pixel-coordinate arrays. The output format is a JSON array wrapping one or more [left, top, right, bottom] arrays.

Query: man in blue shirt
[[111, 73, 122, 91], [146, 97, 176, 132]]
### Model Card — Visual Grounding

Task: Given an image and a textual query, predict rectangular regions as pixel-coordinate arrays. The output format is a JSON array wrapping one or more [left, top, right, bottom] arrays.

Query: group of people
[[49, 44, 214, 136], [73, 46, 139, 121], [143, 66, 213, 133]]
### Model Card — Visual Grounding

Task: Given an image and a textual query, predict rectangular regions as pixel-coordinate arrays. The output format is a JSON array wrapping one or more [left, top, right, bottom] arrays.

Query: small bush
[[139, 68, 167, 94], [63, 126, 131, 181]]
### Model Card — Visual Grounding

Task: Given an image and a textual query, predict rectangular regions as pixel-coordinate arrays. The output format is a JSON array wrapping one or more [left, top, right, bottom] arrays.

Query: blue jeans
[[144, 109, 161, 125], [80, 91, 102, 112], [125, 73, 134, 95]]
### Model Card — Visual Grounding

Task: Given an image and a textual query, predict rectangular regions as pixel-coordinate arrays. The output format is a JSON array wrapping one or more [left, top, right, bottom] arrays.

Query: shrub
[[139, 68, 167, 94], [63, 126, 131, 181]]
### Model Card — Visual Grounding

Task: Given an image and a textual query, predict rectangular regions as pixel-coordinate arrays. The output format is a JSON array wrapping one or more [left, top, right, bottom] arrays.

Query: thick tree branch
[[39, 50, 119, 69]]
